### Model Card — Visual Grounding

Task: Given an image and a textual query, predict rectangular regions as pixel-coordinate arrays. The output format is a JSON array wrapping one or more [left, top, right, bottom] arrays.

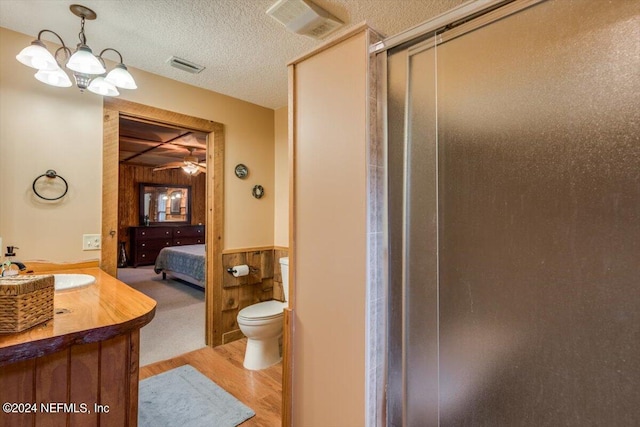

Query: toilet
[[237, 257, 289, 370]]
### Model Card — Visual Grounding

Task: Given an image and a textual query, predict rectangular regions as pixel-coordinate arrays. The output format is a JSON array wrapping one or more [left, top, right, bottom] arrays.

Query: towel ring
[[32, 170, 69, 201]]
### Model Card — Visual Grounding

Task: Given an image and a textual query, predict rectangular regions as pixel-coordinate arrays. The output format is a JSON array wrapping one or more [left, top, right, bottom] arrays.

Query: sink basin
[[53, 274, 96, 291]]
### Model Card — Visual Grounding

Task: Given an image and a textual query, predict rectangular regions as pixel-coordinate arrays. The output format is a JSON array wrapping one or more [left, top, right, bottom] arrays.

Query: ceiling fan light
[[16, 40, 59, 71], [35, 67, 72, 87], [182, 163, 199, 175], [67, 45, 106, 74], [87, 76, 119, 96], [105, 63, 137, 89]]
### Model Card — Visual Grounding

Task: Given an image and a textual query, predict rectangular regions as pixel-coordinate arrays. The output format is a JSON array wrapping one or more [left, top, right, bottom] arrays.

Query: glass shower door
[[388, 0, 640, 425]]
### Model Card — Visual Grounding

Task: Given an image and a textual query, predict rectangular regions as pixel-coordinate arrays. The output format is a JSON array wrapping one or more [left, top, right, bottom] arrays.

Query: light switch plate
[[82, 234, 101, 251]]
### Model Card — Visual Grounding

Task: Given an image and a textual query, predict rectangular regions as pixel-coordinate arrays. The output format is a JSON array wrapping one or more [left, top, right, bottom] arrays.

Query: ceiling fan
[[153, 148, 206, 175]]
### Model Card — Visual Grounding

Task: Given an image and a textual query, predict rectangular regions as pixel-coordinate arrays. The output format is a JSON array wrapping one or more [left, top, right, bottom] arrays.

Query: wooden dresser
[[129, 225, 205, 267]]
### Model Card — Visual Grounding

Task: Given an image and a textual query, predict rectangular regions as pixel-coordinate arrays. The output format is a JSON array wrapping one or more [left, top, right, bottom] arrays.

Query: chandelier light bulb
[[35, 68, 73, 87], [87, 76, 119, 96], [16, 40, 58, 71], [66, 45, 106, 74], [105, 63, 137, 89]]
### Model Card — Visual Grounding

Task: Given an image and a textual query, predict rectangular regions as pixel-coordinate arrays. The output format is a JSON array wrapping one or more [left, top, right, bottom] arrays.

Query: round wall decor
[[235, 164, 248, 178], [252, 185, 264, 199]]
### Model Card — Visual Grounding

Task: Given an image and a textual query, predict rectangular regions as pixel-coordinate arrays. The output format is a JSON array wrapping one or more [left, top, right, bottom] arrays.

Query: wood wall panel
[[102, 108, 120, 276], [220, 248, 287, 344], [99, 335, 129, 427], [127, 330, 140, 427], [274, 249, 289, 302], [0, 331, 141, 426], [69, 342, 100, 427], [34, 349, 69, 427], [222, 286, 239, 311], [282, 308, 294, 427], [221, 310, 239, 341], [118, 164, 206, 259], [222, 253, 248, 288], [0, 358, 35, 427], [246, 251, 263, 285]]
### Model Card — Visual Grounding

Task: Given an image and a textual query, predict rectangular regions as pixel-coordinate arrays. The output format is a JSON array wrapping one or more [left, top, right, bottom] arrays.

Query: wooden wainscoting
[[220, 247, 288, 344]]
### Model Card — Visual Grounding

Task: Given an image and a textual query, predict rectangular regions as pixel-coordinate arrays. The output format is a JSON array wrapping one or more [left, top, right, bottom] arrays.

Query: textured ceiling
[[0, 0, 465, 109]]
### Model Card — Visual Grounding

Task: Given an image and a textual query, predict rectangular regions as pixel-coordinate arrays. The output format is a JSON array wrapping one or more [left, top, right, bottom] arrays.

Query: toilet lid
[[238, 300, 286, 320]]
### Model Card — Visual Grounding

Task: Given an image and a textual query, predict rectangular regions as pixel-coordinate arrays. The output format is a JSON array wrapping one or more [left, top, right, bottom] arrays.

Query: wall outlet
[[82, 234, 101, 251]]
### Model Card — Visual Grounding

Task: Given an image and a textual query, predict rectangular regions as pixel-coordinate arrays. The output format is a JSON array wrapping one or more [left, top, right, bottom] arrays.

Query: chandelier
[[15, 4, 137, 96]]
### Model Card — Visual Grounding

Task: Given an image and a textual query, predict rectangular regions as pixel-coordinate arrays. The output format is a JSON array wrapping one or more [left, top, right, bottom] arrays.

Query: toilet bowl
[[237, 257, 289, 370]]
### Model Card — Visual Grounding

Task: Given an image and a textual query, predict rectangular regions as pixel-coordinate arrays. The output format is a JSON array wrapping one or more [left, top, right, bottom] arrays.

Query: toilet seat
[[238, 300, 286, 321]]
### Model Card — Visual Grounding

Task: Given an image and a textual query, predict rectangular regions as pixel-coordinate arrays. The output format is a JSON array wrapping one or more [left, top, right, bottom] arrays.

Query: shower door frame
[[377, 3, 550, 425], [368, 0, 640, 425]]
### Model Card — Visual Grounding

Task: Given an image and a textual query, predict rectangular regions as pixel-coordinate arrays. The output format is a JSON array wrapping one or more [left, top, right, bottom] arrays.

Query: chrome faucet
[[1, 261, 27, 276], [2, 246, 27, 276]]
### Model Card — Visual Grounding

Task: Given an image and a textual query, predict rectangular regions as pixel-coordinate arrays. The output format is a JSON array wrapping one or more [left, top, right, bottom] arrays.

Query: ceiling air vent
[[267, 0, 344, 40], [167, 56, 205, 74]]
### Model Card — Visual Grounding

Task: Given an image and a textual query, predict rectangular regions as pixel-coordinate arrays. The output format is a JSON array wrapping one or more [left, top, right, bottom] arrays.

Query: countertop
[[0, 267, 156, 366]]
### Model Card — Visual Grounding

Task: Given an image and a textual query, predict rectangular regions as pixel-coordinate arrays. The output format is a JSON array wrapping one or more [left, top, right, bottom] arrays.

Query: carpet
[[139, 364, 255, 427], [117, 266, 206, 366]]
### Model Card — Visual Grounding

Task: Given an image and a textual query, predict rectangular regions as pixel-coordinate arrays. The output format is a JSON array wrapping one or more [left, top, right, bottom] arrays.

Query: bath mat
[[139, 364, 255, 427]]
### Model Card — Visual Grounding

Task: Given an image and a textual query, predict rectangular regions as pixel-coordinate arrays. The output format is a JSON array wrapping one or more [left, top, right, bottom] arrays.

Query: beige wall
[[0, 27, 274, 262], [273, 106, 289, 247], [291, 30, 369, 426]]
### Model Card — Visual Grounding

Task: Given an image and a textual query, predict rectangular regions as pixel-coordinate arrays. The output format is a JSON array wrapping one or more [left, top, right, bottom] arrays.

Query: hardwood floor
[[140, 339, 281, 427]]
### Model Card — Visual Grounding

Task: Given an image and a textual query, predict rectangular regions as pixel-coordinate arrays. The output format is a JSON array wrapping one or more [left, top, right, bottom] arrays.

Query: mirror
[[139, 183, 191, 225]]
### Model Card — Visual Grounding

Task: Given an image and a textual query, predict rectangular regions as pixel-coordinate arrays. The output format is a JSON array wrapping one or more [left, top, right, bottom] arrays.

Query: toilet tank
[[279, 257, 289, 303]]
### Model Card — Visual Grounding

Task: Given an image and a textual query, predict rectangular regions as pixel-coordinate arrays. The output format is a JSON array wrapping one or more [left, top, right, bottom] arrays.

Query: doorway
[[102, 98, 225, 347]]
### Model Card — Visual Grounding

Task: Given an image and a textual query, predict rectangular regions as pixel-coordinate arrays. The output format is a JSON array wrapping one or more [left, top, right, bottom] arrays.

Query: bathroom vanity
[[0, 267, 156, 427]]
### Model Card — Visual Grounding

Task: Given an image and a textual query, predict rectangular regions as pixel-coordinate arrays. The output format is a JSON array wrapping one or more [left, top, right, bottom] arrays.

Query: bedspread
[[154, 244, 206, 284]]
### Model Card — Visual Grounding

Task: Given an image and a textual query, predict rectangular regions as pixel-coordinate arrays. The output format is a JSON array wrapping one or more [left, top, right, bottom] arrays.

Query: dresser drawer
[[136, 239, 172, 251], [134, 249, 163, 266], [173, 225, 205, 238], [173, 237, 204, 246], [133, 227, 172, 239]]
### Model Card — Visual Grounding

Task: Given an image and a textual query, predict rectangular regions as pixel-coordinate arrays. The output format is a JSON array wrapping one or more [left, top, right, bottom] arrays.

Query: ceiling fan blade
[[152, 162, 183, 171], [161, 161, 185, 167]]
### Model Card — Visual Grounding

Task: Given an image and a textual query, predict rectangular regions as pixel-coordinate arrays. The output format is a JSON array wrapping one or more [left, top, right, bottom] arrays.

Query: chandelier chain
[[78, 16, 87, 45]]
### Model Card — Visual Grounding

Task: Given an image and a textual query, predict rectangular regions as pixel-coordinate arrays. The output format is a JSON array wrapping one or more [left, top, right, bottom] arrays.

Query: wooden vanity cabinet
[[129, 225, 205, 267], [0, 267, 156, 427], [1, 331, 141, 427]]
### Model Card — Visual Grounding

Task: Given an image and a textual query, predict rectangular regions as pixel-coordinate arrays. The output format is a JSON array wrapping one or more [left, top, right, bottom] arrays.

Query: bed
[[154, 244, 205, 289]]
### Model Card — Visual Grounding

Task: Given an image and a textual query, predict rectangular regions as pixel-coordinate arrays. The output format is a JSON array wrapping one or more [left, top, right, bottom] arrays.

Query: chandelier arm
[[36, 29, 68, 50], [99, 48, 124, 64], [53, 46, 73, 65], [96, 55, 107, 71]]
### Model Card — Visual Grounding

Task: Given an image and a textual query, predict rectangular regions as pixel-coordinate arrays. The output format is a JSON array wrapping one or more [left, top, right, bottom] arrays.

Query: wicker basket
[[0, 274, 54, 333]]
